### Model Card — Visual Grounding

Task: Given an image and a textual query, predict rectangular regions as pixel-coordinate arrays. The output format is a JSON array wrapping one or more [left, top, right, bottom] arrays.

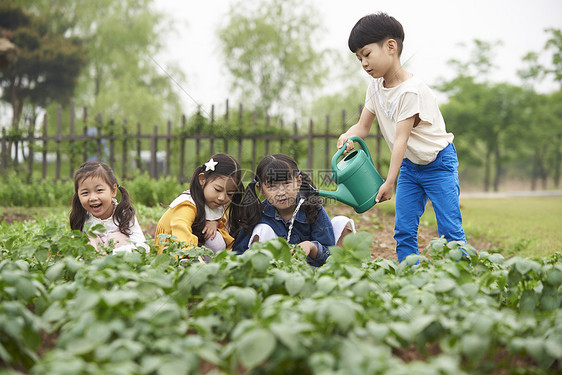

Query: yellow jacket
[[154, 200, 234, 253]]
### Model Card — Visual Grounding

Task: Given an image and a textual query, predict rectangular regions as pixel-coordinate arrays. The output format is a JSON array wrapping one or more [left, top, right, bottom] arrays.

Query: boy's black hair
[[348, 12, 404, 55]]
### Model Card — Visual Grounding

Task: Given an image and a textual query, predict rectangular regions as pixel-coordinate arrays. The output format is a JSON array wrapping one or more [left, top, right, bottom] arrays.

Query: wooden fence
[[1, 100, 384, 183]]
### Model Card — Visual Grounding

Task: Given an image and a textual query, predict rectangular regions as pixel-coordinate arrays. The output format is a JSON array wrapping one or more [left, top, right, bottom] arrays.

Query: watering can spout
[[316, 187, 357, 208], [301, 183, 360, 212]]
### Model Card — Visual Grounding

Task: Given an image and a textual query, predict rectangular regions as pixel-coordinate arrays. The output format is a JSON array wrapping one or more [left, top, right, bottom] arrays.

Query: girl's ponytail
[[237, 177, 263, 232], [188, 164, 208, 244], [114, 185, 136, 235], [69, 193, 88, 231], [300, 171, 322, 223]]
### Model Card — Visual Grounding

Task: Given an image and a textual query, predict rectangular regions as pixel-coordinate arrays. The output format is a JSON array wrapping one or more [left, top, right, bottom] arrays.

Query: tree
[[19, 0, 184, 131], [0, 2, 87, 128], [441, 78, 526, 191], [545, 28, 562, 88], [308, 53, 369, 125], [518, 28, 562, 188], [447, 40, 502, 82], [440, 40, 527, 192], [518, 28, 562, 89], [217, 0, 328, 116]]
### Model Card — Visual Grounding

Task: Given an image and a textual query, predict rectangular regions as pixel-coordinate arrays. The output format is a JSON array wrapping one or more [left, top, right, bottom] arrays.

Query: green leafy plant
[[0, 217, 560, 374]]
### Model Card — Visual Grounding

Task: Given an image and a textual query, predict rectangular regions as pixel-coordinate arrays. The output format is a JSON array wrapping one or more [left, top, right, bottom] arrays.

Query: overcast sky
[[155, 0, 561, 113]]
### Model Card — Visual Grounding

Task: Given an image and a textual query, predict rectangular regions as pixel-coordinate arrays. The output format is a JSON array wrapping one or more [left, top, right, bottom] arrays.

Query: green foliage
[[180, 108, 293, 139], [306, 51, 372, 131], [519, 28, 562, 88], [440, 76, 528, 191], [217, 0, 328, 116], [0, 1, 87, 128], [0, 173, 73, 207], [1, 216, 561, 374], [0, 172, 181, 207], [545, 28, 562, 85], [18, 0, 183, 134], [124, 172, 182, 207], [440, 37, 562, 191]]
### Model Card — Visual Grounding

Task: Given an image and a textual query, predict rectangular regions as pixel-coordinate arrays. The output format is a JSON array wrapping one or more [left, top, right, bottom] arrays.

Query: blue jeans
[[394, 143, 466, 262]]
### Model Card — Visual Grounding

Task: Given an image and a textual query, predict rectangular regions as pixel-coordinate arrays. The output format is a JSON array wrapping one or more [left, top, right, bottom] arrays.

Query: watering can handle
[[349, 136, 374, 162], [331, 136, 374, 182]]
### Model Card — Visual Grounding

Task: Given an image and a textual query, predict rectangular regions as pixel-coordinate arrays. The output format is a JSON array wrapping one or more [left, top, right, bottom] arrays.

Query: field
[[458, 196, 562, 259], [324, 195, 562, 261], [0, 196, 561, 374]]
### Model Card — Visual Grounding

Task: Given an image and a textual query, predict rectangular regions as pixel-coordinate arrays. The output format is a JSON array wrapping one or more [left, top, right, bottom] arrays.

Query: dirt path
[[324, 205, 440, 261]]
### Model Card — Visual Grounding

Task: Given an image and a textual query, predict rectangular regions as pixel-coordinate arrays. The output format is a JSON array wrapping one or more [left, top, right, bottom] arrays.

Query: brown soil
[[324, 204, 439, 261], [392, 342, 442, 362], [326, 203, 495, 260], [0, 212, 32, 224]]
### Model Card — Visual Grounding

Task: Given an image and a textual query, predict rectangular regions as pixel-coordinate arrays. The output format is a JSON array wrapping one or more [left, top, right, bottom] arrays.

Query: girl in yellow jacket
[[155, 153, 244, 254]]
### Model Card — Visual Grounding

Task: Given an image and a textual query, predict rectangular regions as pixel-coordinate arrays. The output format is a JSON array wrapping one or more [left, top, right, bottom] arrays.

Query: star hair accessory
[[204, 158, 218, 171]]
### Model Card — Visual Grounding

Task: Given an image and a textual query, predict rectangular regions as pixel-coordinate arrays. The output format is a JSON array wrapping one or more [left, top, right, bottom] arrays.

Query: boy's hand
[[336, 134, 354, 154], [375, 181, 393, 203], [202, 220, 218, 241]]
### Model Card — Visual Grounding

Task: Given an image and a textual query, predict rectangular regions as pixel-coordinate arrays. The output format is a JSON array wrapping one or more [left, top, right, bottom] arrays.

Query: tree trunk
[[484, 149, 491, 192], [10, 77, 23, 129], [493, 143, 501, 192], [555, 134, 561, 188], [94, 64, 103, 97], [534, 147, 550, 190], [531, 149, 538, 191], [538, 153, 549, 189], [541, 172, 548, 189]]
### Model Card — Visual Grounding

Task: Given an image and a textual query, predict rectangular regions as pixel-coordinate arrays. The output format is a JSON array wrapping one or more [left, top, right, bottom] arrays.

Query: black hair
[[187, 153, 244, 244], [69, 161, 135, 235], [348, 12, 404, 55], [238, 153, 322, 231]]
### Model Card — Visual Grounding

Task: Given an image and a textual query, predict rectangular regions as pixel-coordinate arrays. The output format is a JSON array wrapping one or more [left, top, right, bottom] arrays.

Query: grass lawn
[[421, 196, 562, 259]]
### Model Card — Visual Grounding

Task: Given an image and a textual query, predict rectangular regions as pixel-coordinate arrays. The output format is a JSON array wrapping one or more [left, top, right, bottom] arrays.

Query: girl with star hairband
[[155, 153, 244, 256]]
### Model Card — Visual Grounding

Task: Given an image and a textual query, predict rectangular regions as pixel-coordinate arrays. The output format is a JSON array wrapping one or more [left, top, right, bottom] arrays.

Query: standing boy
[[337, 12, 466, 262]]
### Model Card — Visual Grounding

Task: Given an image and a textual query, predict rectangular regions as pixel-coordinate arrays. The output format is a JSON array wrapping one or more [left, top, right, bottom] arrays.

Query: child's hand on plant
[[297, 241, 318, 259], [202, 220, 218, 241]]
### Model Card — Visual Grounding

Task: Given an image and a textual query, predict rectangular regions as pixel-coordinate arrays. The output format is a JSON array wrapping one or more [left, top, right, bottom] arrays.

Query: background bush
[[0, 172, 183, 207]]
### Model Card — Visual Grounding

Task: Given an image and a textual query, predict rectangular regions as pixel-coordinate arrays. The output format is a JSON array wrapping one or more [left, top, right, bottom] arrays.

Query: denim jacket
[[233, 201, 335, 267]]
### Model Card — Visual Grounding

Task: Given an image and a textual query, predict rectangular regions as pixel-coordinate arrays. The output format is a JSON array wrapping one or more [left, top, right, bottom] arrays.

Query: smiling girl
[[154, 153, 244, 254], [70, 161, 148, 254]]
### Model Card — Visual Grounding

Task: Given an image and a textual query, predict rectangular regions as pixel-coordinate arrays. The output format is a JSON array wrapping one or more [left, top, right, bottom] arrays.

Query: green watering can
[[313, 136, 385, 213]]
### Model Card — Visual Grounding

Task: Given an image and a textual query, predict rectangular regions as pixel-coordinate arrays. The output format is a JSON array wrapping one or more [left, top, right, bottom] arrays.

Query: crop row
[[0, 216, 561, 374]]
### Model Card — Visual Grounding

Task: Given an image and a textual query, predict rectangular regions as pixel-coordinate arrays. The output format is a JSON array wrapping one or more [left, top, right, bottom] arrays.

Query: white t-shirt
[[364, 75, 454, 165]]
